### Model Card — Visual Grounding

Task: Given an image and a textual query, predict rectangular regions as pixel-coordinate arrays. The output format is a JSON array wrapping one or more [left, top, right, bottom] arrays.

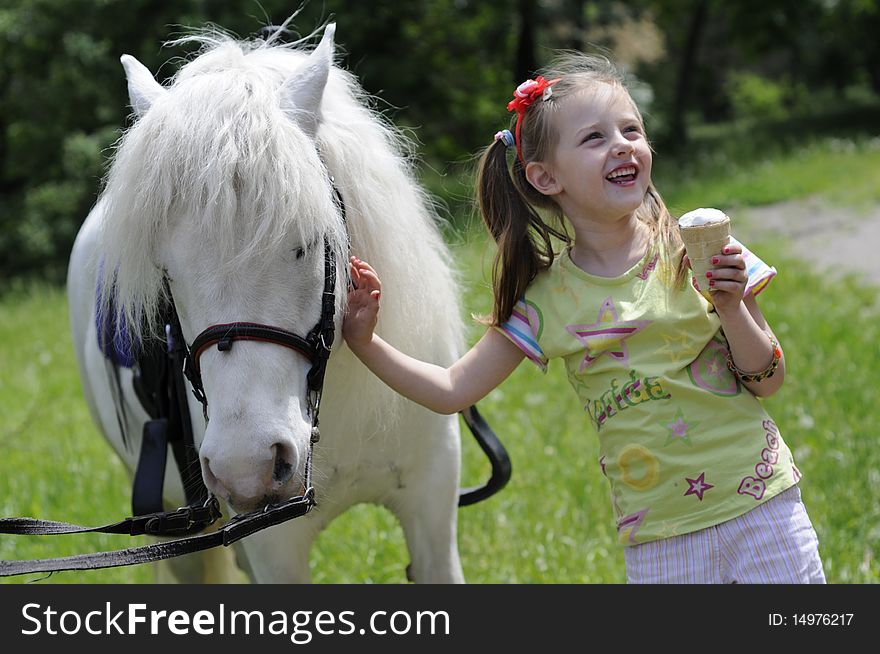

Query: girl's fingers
[[350, 257, 381, 285], [350, 255, 377, 273], [706, 267, 748, 283], [702, 245, 744, 300], [357, 269, 381, 292], [721, 243, 742, 255], [711, 254, 745, 270], [707, 279, 744, 294], [347, 257, 381, 309], [358, 259, 379, 275], [349, 262, 361, 289]]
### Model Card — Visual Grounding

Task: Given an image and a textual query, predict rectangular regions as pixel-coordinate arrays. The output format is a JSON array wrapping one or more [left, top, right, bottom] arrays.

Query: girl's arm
[[700, 244, 785, 397], [343, 257, 526, 414]]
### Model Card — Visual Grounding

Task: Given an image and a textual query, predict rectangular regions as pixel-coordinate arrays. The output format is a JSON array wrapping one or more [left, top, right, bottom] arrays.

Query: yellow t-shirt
[[497, 240, 799, 545]]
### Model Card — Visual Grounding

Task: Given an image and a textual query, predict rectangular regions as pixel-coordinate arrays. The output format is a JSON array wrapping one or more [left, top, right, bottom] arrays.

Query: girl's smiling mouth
[[606, 164, 638, 185]]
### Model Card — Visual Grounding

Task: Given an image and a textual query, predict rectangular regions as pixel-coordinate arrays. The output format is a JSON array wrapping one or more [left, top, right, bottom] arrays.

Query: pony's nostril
[[201, 457, 229, 498], [271, 444, 295, 484], [202, 457, 216, 485]]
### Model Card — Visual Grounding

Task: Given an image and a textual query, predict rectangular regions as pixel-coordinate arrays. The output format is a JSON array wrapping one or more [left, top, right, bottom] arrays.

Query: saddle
[[98, 290, 209, 527]]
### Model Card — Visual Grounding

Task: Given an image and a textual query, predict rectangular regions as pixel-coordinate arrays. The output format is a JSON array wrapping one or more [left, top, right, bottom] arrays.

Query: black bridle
[[185, 239, 338, 421], [180, 235, 339, 511]]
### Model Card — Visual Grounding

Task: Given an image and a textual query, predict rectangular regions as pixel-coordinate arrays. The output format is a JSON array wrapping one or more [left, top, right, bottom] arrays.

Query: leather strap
[[190, 322, 318, 375], [0, 497, 222, 539], [0, 493, 311, 576], [458, 405, 512, 506], [131, 419, 172, 516], [130, 295, 209, 522]]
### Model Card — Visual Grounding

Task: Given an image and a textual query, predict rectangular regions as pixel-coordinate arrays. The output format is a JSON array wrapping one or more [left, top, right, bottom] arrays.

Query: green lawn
[[0, 284, 153, 583], [656, 138, 880, 214], [1, 134, 879, 583]]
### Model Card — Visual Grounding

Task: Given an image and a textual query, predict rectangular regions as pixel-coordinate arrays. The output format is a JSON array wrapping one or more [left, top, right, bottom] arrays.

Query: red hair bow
[[506, 76, 561, 163]]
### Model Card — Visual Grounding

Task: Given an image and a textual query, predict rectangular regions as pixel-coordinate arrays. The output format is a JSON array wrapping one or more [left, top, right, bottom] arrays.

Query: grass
[[656, 138, 880, 215], [2, 246, 877, 584], [1, 133, 878, 584], [0, 284, 153, 583]]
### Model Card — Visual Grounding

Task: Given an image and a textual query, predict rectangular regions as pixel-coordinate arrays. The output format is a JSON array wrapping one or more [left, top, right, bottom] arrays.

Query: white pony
[[66, 23, 466, 583]]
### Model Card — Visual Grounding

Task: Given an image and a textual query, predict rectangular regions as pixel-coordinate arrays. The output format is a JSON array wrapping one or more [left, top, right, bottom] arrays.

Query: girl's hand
[[703, 242, 748, 315], [343, 256, 382, 351]]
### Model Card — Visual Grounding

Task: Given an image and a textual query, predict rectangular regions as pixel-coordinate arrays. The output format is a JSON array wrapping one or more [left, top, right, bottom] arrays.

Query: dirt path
[[733, 197, 880, 285]]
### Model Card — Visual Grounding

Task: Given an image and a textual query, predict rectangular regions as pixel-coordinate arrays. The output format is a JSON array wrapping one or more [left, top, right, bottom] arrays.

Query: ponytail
[[476, 140, 570, 325]]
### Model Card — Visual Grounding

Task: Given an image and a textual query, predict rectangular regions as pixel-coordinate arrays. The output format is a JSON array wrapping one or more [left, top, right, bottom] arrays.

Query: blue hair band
[[494, 129, 515, 149]]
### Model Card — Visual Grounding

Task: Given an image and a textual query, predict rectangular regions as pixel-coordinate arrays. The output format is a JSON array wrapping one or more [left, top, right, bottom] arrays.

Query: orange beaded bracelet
[[726, 334, 782, 383]]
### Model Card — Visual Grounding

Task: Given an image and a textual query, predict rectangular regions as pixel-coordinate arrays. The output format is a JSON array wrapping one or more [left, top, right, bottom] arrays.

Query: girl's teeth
[[607, 167, 635, 180]]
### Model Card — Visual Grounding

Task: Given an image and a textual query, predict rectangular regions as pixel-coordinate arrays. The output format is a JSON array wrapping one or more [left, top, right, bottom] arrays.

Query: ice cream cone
[[678, 208, 731, 298]]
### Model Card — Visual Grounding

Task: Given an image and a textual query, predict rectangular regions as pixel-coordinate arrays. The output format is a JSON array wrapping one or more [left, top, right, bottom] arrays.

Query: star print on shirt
[[664, 407, 699, 446], [566, 297, 651, 371], [704, 356, 724, 377], [684, 472, 714, 501], [657, 331, 692, 365]]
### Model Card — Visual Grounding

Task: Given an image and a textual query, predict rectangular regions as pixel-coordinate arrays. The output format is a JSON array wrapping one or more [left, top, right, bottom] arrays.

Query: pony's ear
[[120, 54, 166, 118], [279, 22, 335, 137]]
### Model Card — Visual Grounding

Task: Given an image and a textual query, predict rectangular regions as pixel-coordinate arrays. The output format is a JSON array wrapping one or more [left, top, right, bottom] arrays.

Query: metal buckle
[[221, 489, 316, 546], [141, 497, 221, 536], [143, 506, 193, 535]]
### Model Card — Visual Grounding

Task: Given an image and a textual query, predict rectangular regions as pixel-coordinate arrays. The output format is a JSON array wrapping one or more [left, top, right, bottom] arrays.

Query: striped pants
[[624, 485, 826, 584]]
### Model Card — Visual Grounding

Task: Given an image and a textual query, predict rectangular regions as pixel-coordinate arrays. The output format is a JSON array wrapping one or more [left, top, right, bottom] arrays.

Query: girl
[[343, 53, 825, 584]]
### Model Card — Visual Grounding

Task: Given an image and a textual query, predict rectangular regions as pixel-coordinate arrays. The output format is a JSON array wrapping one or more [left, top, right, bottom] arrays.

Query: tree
[[0, 0, 517, 281], [669, 0, 709, 146]]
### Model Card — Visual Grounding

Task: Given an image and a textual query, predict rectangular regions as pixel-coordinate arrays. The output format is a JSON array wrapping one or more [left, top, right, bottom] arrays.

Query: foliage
[[0, 0, 213, 282], [0, 0, 520, 283], [725, 72, 789, 122], [1, 0, 880, 281]]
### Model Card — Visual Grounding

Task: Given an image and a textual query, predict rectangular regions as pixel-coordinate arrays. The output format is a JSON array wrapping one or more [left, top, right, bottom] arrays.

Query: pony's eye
[[293, 247, 305, 260]]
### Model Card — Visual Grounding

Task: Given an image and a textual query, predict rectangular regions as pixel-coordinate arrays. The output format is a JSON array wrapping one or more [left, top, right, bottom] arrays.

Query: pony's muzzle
[[200, 440, 301, 511]]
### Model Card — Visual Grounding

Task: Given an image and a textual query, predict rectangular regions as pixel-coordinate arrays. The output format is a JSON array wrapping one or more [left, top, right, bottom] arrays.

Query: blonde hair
[[477, 52, 685, 325]]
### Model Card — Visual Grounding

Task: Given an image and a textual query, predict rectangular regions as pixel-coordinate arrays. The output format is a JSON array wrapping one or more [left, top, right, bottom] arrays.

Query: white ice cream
[[678, 208, 728, 227]]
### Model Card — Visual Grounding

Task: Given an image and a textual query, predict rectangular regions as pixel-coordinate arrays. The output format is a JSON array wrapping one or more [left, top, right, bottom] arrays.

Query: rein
[[0, 494, 314, 577]]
